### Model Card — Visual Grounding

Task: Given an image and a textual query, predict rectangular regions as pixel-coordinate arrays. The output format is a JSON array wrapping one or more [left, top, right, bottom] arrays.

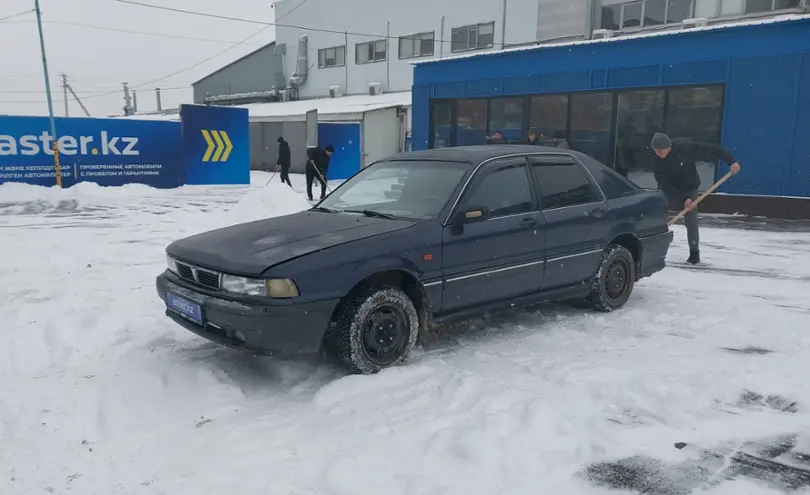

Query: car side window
[[460, 159, 535, 218], [529, 157, 602, 210]]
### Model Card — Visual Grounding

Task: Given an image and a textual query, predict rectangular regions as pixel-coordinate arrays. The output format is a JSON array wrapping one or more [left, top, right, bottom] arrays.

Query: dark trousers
[[305, 165, 326, 200], [668, 190, 699, 252], [279, 163, 292, 187]]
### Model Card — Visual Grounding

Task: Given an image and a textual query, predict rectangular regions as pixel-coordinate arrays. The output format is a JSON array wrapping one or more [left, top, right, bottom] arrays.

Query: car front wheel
[[586, 244, 636, 312], [333, 286, 420, 374]]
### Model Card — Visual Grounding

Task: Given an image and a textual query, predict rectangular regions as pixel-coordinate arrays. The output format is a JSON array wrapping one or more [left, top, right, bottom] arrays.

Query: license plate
[[166, 292, 203, 324]]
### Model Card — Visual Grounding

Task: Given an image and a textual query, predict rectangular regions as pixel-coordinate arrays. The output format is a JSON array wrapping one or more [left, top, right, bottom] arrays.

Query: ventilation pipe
[[288, 35, 308, 87]]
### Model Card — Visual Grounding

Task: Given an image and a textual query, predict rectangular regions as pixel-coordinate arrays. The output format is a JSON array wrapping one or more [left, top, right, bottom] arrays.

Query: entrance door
[[317, 122, 361, 180], [440, 156, 546, 313]]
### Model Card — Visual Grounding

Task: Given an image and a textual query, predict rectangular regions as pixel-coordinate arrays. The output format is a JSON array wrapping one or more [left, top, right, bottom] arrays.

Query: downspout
[[439, 16, 445, 58], [501, 0, 507, 47], [386, 21, 391, 91], [344, 31, 349, 92]]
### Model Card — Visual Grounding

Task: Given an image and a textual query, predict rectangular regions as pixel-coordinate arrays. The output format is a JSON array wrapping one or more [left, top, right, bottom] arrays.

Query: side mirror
[[451, 206, 488, 225]]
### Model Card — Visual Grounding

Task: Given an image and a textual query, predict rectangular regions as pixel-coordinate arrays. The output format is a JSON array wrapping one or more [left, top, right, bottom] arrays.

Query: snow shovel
[[262, 164, 281, 188], [667, 169, 735, 227], [310, 161, 333, 194]]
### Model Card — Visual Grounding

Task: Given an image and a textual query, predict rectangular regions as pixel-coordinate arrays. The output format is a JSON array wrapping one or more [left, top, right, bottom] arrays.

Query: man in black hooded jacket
[[305, 144, 333, 201], [650, 133, 741, 265], [276, 137, 292, 187]]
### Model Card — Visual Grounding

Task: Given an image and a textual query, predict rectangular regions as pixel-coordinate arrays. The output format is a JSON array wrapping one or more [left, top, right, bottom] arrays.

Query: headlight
[[221, 275, 299, 298], [166, 254, 179, 274]]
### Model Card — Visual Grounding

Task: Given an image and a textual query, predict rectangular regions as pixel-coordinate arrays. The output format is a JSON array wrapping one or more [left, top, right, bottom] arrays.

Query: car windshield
[[317, 160, 472, 220]]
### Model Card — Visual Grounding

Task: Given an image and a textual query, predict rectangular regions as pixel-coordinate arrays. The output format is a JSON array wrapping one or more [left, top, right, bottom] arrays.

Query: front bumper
[[156, 273, 339, 356]]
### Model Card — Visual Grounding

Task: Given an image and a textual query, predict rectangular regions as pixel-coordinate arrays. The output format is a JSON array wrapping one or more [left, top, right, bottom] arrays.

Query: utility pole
[[155, 87, 162, 112], [122, 82, 134, 116], [61, 73, 68, 116], [34, 0, 62, 188], [65, 83, 91, 117]]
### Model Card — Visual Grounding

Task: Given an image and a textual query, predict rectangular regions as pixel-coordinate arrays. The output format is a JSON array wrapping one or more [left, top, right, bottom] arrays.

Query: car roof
[[383, 145, 580, 165]]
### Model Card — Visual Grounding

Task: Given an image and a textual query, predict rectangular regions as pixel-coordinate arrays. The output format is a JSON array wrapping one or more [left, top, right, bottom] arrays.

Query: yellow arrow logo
[[201, 129, 234, 162]]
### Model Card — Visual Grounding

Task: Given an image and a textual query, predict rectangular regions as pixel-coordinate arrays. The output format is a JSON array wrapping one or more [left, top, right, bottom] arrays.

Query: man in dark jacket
[[276, 137, 292, 187], [650, 133, 741, 265], [305, 144, 333, 201]]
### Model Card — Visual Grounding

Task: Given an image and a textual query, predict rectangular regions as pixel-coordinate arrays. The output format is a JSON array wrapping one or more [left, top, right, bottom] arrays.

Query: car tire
[[333, 285, 420, 374], [586, 244, 636, 312]]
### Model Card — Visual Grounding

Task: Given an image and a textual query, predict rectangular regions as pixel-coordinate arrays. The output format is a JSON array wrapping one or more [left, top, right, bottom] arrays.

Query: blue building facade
[[411, 16, 810, 198]]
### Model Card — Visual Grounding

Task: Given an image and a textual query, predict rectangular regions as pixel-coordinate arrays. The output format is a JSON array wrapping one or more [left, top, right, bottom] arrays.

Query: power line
[[113, 0, 511, 47], [1, 25, 270, 105], [125, 25, 273, 92], [0, 8, 34, 22], [0, 85, 188, 95], [3, 19, 268, 46]]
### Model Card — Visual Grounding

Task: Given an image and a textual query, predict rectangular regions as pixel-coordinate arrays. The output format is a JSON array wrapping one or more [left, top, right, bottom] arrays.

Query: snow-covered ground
[[2, 172, 810, 495]]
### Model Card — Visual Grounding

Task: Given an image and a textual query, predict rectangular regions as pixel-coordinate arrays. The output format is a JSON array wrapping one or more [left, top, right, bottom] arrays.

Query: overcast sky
[[0, 0, 277, 117]]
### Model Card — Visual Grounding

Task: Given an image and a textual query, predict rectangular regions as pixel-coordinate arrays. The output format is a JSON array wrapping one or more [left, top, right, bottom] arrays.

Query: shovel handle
[[667, 170, 734, 227]]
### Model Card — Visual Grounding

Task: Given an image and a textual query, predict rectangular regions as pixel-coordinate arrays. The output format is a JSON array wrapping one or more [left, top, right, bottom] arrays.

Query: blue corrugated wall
[[411, 18, 810, 197]]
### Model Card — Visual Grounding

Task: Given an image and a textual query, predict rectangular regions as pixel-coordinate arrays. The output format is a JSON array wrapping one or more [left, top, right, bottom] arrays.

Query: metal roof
[[192, 42, 277, 86], [242, 91, 412, 120]]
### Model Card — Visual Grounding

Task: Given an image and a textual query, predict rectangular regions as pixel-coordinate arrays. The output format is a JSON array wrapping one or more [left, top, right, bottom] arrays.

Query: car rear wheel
[[586, 244, 636, 312], [332, 286, 420, 374]]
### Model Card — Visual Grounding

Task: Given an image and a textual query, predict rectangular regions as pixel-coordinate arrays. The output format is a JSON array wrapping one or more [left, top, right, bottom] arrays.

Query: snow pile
[[211, 181, 312, 231], [2, 171, 810, 494]]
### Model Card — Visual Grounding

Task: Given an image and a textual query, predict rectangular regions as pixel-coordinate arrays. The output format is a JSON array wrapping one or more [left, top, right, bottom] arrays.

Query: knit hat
[[651, 132, 672, 150], [277, 136, 284, 143], [325, 144, 334, 152]]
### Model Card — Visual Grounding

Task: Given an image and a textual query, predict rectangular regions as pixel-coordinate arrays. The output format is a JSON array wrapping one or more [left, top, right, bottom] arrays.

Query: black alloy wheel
[[361, 304, 409, 366], [331, 286, 420, 374], [586, 244, 636, 312]]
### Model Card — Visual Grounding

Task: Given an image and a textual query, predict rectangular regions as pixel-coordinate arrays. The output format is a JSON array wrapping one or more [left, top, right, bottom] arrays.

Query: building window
[[693, 0, 800, 17], [614, 89, 665, 186], [570, 92, 615, 166], [456, 99, 487, 146], [318, 45, 345, 68], [600, 0, 694, 30], [356, 40, 386, 64], [489, 98, 524, 141], [431, 100, 453, 148], [399, 32, 435, 59], [664, 85, 724, 192], [450, 22, 495, 53], [529, 95, 569, 145]]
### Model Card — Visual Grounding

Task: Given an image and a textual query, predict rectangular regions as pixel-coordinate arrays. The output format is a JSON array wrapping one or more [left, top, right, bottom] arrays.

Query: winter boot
[[687, 250, 700, 265]]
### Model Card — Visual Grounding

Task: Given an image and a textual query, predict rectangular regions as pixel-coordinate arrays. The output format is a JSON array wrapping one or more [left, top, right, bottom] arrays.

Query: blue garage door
[[318, 122, 361, 180]]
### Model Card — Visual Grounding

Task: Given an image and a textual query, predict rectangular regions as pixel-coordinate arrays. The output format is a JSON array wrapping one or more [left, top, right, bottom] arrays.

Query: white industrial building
[[180, 0, 806, 178], [272, 0, 590, 99]]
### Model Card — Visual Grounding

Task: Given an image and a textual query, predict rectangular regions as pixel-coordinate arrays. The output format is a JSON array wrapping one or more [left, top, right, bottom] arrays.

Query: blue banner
[[0, 115, 183, 188], [180, 104, 250, 185]]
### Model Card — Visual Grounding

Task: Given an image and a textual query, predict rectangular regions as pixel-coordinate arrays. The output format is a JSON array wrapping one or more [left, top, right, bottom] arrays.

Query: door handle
[[588, 208, 607, 218], [519, 217, 537, 227]]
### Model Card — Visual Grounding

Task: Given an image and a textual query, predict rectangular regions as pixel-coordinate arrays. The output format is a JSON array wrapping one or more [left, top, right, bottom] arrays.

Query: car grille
[[176, 261, 221, 290]]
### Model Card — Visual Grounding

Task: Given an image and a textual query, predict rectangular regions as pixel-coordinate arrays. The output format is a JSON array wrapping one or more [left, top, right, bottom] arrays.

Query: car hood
[[166, 210, 416, 276]]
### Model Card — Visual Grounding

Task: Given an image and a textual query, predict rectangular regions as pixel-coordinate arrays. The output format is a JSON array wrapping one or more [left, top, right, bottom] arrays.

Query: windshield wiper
[[345, 209, 397, 220], [310, 206, 339, 213]]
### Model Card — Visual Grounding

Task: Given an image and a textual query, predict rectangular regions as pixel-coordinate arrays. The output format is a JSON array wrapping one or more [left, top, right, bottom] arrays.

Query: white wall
[[274, 0, 543, 99]]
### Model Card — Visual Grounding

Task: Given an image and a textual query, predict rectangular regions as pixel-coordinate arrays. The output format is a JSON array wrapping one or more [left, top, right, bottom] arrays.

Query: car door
[[440, 156, 546, 313], [528, 154, 614, 290]]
